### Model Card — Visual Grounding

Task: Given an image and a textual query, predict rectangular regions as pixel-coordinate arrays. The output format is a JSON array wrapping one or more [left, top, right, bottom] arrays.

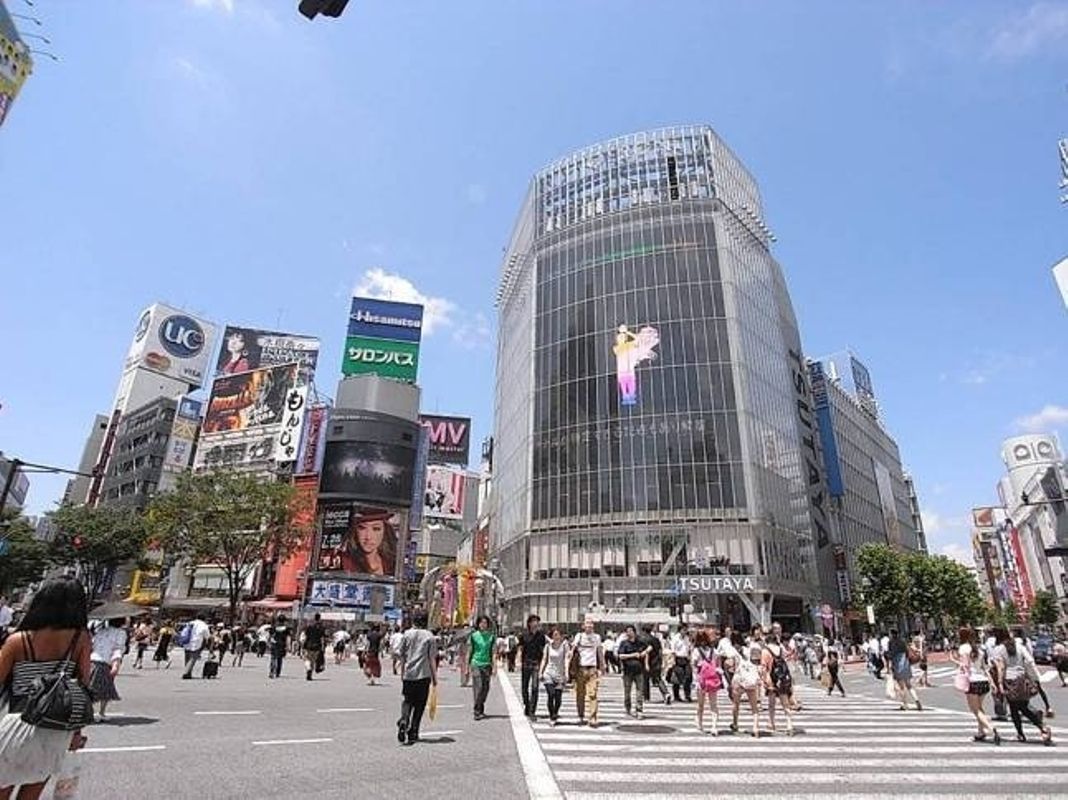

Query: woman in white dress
[[0, 578, 92, 800], [89, 617, 127, 720]]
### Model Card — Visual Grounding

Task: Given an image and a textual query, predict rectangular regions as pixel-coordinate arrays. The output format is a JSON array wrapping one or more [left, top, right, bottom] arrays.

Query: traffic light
[[298, 0, 349, 19]]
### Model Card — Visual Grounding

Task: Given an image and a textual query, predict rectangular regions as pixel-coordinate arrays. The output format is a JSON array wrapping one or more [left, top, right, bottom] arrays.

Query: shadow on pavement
[[415, 736, 456, 744], [98, 716, 160, 727]]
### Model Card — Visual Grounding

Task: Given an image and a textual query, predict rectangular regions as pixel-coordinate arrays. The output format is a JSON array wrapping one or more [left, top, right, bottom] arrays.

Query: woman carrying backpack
[[730, 635, 764, 738], [761, 633, 795, 735], [0, 578, 93, 800], [693, 630, 722, 735]]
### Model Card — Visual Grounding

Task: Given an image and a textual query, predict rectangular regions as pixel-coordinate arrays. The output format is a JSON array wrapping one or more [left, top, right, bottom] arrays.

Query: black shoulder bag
[[21, 630, 95, 731]]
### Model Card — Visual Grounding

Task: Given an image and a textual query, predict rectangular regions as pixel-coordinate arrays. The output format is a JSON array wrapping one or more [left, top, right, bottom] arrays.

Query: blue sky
[[1, 1, 1066, 566]]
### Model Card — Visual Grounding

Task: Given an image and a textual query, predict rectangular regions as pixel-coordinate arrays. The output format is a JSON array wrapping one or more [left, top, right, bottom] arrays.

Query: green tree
[[47, 504, 149, 600], [936, 557, 985, 627], [904, 551, 944, 629], [146, 470, 304, 623], [1002, 601, 1020, 626], [984, 603, 1007, 628], [856, 543, 909, 625], [0, 510, 49, 596], [1030, 590, 1060, 627]]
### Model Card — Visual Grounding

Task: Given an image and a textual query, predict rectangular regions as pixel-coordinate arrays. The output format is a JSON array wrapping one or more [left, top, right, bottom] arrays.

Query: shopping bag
[[818, 668, 831, 689], [884, 674, 897, 700], [51, 751, 81, 799], [953, 668, 970, 693], [427, 683, 438, 721]]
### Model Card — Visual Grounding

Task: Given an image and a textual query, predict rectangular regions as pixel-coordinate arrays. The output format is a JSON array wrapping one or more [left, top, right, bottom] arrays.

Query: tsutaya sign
[[676, 575, 768, 594]]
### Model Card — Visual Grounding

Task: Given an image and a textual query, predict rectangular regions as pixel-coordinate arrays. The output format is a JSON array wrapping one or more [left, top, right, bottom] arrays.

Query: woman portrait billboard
[[316, 505, 404, 578]]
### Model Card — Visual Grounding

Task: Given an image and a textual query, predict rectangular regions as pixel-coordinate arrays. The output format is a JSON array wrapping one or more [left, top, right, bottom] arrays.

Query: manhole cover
[[614, 724, 677, 734]]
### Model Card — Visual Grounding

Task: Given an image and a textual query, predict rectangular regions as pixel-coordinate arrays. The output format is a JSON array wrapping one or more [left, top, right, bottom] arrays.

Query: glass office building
[[493, 126, 823, 628]]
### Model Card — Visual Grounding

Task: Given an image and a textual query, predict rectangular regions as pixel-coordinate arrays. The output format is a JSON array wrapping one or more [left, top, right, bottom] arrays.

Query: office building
[[492, 125, 824, 629], [904, 473, 928, 554], [807, 352, 918, 628], [0, 2, 33, 128], [64, 415, 109, 506]]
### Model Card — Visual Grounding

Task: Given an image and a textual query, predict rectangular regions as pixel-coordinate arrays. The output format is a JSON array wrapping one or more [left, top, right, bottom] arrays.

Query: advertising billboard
[[873, 460, 901, 547], [163, 396, 202, 472], [347, 297, 424, 343], [203, 363, 298, 434], [808, 361, 845, 498], [215, 326, 320, 383], [298, 405, 329, 475], [408, 426, 430, 531], [419, 414, 472, 465], [123, 303, 219, 388], [308, 579, 396, 610], [273, 474, 318, 600], [193, 430, 278, 470], [273, 386, 309, 464], [341, 336, 420, 382], [316, 504, 406, 578], [320, 440, 416, 507], [424, 465, 466, 521]]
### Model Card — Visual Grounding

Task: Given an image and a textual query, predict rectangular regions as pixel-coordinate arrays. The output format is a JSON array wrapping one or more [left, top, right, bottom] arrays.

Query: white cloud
[[939, 542, 975, 569], [989, 2, 1068, 60], [190, 0, 235, 13], [453, 312, 493, 350], [353, 269, 456, 335], [921, 510, 945, 535], [1014, 404, 1068, 433]]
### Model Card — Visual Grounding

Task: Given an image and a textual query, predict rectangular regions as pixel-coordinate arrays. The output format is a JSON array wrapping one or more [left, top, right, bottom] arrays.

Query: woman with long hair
[[693, 630, 723, 735], [761, 633, 795, 736], [951, 626, 1001, 745], [730, 632, 764, 738], [539, 627, 570, 727], [349, 511, 397, 576], [993, 628, 1052, 745], [0, 578, 92, 800]]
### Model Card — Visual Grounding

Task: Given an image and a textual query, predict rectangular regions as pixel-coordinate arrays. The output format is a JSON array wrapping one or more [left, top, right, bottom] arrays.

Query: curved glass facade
[[493, 126, 821, 626]]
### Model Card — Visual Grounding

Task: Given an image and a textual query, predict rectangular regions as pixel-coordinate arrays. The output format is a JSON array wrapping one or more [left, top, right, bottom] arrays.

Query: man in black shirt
[[640, 625, 671, 704], [268, 615, 292, 679], [364, 623, 384, 685], [517, 614, 548, 720], [617, 625, 650, 718], [302, 613, 326, 681]]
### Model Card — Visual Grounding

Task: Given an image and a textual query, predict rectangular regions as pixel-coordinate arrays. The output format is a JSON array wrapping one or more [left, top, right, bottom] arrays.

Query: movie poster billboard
[[423, 465, 466, 521], [419, 414, 471, 465], [216, 326, 320, 384], [316, 504, 406, 578], [202, 363, 298, 435], [319, 440, 416, 507]]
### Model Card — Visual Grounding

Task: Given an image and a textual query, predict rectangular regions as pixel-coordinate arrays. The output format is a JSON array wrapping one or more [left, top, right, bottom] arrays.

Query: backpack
[[697, 648, 722, 692], [176, 624, 192, 648], [18, 632, 94, 732], [767, 646, 793, 693]]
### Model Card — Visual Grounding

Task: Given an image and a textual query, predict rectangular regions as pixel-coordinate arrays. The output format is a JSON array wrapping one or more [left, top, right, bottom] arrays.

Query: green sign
[[342, 335, 420, 382]]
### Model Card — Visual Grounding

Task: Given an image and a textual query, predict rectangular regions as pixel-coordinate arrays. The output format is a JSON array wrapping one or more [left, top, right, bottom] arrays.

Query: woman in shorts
[[951, 626, 1001, 745]]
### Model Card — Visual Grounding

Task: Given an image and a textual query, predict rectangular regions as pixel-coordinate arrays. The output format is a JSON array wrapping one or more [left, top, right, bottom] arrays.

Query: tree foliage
[[857, 543, 985, 629], [146, 470, 305, 623], [0, 511, 49, 596], [47, 504, 149, 599], [1030, 590, 1060, 627]]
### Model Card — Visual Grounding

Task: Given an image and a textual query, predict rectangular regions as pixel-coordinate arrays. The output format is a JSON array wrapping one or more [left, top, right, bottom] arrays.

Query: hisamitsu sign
[[347, 297, 424, 343]]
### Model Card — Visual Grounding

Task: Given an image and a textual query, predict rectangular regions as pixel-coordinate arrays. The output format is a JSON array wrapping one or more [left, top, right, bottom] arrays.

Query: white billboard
[[124, 303, 218, 388], [873, 460, 901, 548], [424, 465, 466, 521], [1053, 257, 1068, 311]]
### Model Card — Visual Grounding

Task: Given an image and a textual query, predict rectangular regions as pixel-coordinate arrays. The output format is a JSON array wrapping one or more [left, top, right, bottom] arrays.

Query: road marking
[[436, 704, 465, 709], [194, 710, 262, 716], [1040, 670, 1060, 684], [553, 770, 1068, 785], [422, 729, 463, 736], [316, 707, 376, 713], [80, 745, 167, 753], [547, 755, 1066, 768], [251, 738, 333, 746], [497, 670, 562, 800]]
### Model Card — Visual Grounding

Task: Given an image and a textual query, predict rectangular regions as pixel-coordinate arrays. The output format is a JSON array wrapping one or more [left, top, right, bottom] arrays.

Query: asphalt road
[[72, 651, 527, 800]]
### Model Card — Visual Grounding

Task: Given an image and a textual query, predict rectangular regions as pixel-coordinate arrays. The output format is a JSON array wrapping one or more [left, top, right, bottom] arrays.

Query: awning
[[246, 598, 296, 611]]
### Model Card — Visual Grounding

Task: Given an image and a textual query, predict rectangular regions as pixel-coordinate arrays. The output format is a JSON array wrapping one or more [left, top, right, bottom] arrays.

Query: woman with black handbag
[[0, 577, 93, 800], [993, 628, 1052, 745]]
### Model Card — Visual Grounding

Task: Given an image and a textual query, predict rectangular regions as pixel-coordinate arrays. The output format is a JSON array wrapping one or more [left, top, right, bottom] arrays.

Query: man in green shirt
[[469, 615, 496, 720]]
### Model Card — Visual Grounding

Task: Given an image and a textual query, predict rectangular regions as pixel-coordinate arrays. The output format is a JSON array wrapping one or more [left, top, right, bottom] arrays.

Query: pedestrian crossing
[[872, 663, 1062, 687], [511, 674, 1068, 798]]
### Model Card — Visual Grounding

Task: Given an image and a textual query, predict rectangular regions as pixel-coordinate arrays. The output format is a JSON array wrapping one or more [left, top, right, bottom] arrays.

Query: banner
[[163, 396, 202, 472], [308, 580, 396, 609], [274, 386, 309, 464], [203, 363, 298, 434], [419, 414, 471, 465], [341, 336, 420, 382], [193, 429, 278, 470], [409, 426, 430, 531], [316, 504, 407, 579], [873, 460, 901, 548], [299, 405, 328, 475], [424, 465, 466, 521], [347, 297, 424, 343], [216, 326, 320, 383]]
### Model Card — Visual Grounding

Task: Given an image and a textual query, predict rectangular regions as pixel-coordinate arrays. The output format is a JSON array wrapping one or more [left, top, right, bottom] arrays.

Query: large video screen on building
[[530, 208, 745, 520], [320, 440, 416, 507]]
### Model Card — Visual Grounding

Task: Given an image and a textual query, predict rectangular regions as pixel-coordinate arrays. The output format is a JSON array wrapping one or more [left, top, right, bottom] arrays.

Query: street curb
[[496, 671, 563, 800]]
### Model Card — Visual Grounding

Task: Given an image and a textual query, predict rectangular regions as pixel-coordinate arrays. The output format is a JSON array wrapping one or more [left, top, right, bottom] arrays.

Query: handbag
[[427, 682, 438, 721], [819, 667, 831, 689], [884, 674, 898, 700], [567, 642, 582, 683], [907, 646, 921, 665], [1004, 675, 1037, 703], [953, 665, 970, 693], [20, 631, 94, 732]]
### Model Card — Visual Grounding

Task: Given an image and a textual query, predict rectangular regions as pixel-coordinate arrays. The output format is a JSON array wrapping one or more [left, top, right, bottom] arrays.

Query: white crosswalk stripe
[[512, 675, 1067, 798]]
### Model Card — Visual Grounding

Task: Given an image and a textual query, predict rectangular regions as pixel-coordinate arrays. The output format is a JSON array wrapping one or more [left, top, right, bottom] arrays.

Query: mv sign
[[419, 414, 471, 465]]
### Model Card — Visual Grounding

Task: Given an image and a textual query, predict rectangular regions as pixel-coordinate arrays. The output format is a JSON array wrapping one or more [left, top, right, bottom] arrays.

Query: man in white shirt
[[868, 634, 883, 679], [573, 619, 604, 727], [182, 613, 212, 680], [0, 597, 13, 630], [390, 627, 405, 674], [669, 625, 694, 703]]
